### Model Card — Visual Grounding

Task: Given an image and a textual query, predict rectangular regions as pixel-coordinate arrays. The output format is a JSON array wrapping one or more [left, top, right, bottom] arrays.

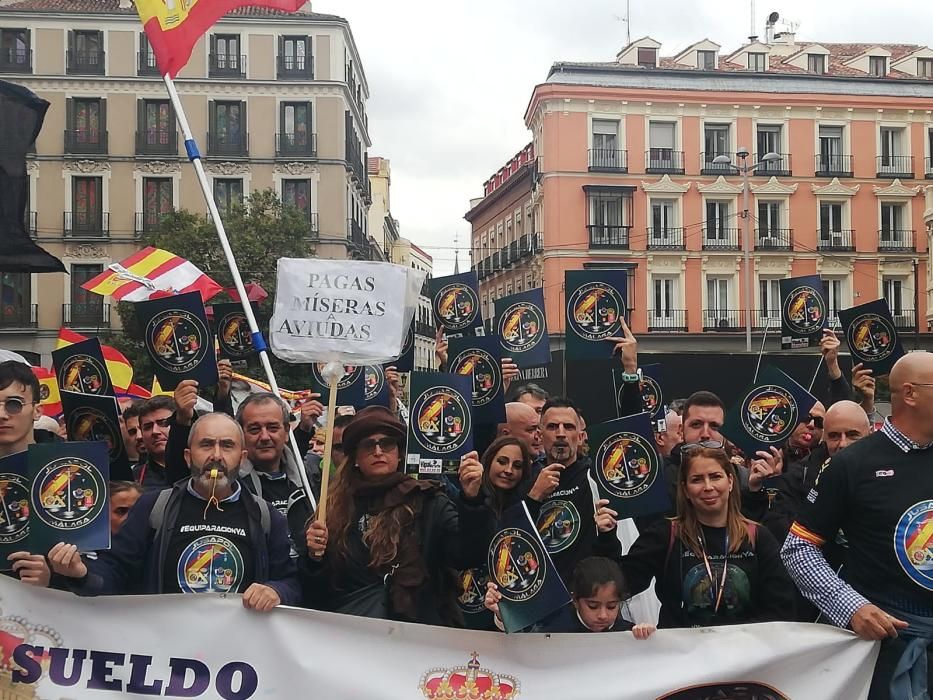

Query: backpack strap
[[252, 494, 271, 537], [148, 488, 173, 531]]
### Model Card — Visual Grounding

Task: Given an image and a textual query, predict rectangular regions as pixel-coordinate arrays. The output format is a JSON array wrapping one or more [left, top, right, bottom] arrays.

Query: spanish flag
[[135, 0, 307, 79], [80, 247, 222, 303], [56, 328, 133, 393], [31, 367, 62, 417]]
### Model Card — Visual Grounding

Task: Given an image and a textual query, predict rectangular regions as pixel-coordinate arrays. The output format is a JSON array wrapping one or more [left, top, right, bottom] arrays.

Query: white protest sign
[[269, 258, 425, 364]]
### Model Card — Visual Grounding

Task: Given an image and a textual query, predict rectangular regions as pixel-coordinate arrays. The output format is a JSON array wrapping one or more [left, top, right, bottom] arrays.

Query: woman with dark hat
[[300, 406, 495, 626]]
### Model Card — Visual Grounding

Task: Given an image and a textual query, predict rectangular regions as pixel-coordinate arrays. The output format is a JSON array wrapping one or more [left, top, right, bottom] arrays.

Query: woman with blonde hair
[[620, 447, 795, 627], [300, 406, 494, 625]]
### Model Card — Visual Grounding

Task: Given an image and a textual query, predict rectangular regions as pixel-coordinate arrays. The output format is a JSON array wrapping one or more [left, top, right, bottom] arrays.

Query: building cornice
[[751, 176, 798, 196], [811, 177, 860, 197], [696, 176, 743, 195], [641, 173, 691, 194], [464, 165, 532, 223], [872, 178, 922, 198]]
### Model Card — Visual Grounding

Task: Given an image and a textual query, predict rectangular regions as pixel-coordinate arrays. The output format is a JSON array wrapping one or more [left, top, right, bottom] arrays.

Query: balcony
[[347, 218, 365, 246], [209, 53, 246, 78], [647, 310, 687, 332], [0, 304, 37, 329], [509, 240, 520, 264], [588, 149, 628, 172], [64, 211, 109, 238], [518, 234, 530, 259], [700, 152, 735, 175], [818, 229, 855, 251], [878, 229, 915, 252], [63, 303, 110, 329], [135, 129, 178, 157], [207, 131, 248, 158], [926, 157, 933, 179], [25, 211, 36, 238], [64, 129, 108, 155], [499, 245, 511, 268], [276, 132, 317, 158], [877, 155, 914, 179], [645, 150, 685, 174], [532, 232, 543, 253], [754, 311, 781, 331], [137, 50, 159, 76], [66, 49, 104, 75], [277, 54, 313, 80], [415, 321, 434, 338], [703, 309, 745, 331], [893, 309, 917, 331], [0, 47, 31, 73], [702, 227, 741, 251], [588, 224, 631, 250], [815, 154, 853, 177], [647, 227, 685, 250], [491, 251, 501, 273], [135, 211, 171, 237], [756, 228, 793, 251], [754, 153, 792, 177]]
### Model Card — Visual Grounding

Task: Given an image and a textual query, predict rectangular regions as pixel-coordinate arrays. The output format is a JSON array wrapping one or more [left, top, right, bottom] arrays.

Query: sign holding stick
[[315, 362, 344, 523]]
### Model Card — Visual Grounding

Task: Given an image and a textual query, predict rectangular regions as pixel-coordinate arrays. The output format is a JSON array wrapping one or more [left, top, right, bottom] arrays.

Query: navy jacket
[[67, 482, 301, 606]]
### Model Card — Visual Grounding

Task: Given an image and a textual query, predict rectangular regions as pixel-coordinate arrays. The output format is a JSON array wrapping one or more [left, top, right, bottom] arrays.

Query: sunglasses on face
[[359, 437, 399, 454], [0, 397, 35, 415], [804, 415, 824, 429]]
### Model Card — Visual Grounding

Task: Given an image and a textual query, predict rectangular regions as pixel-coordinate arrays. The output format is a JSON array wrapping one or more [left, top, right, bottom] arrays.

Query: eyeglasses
[[682, 440, 725, 452], [359, 437, 399, 454], [0, 397, 35, 415], [804, 415, 824, 429]]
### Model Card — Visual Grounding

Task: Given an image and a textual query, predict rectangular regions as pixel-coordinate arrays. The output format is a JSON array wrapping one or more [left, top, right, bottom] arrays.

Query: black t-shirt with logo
[[621, 519, 795, 628], [252, 471, 300, 516], [163, 493, 255, 595], [793, 430, 933, 617]]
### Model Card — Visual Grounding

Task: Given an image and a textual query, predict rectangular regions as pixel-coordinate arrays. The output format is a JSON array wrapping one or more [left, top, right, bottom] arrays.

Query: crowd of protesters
[[1, 318, 931, 700]]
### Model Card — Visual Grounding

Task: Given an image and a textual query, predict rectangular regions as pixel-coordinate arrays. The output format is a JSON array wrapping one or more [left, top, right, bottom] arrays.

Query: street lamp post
[[712, 149, 782, 352]]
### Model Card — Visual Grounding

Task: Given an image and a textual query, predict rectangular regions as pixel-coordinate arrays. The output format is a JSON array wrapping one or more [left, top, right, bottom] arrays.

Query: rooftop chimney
[[764, 11, 779, 44]]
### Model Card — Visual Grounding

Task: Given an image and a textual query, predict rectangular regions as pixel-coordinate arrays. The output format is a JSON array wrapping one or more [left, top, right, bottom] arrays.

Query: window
[[705, 201, 730, 239], [747, 52, 766, 71], [648, 121, 676, 168], [869, 56, 887, 77], [880, 203, 904, 243], [707, 277, 730, 310], [807, 54, 826, 74], [880, 126, 905, 166], [637, 47, 657, 68], [823, 279, 843, 321], [138, 32, 157, 74], [279, 36, 310, 75], [883, 278, 904, 315], [71, 264, 104, 324], [697, 50, 716, 70], [0, 272, 30, 325], [592, 119, 619, 152], [588, 193, 631, 228], [0, 28, 29, 71], [919, 58, 933, 78], [210, 101, 246, 154], [759, 279, 781, 319], [818, 125, 845, 171], [819, 201, 844, 237], [71, 176, 102, 234], [211, 34, 242, 74], [703, 123, 730, 164], [139, 99, 173, 153], [653, 277, 677, 316], [282, 179, 311, 216], [67, 30, 103, 74], [756, 125, 783, 163], [142, 178, 173, 231], [280, 102, 312, 153], [213, 178, 243, 214], [757, 201, 781, 235], [67, 98, 105, 152]]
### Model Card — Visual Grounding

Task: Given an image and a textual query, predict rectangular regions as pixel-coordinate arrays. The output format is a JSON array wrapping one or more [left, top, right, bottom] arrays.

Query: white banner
[[3, 577, 878, 699], [269, 258, 424, 364]]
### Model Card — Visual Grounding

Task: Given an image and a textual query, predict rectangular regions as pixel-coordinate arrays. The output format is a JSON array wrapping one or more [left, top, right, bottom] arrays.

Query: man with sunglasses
[[133, 395, 177, 492], [0, 361, 54, 587], [783, 352, 933, 699]]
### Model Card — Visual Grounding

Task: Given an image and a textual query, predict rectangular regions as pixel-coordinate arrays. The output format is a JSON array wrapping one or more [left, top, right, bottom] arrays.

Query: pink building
[[471, 32, 933, 351]]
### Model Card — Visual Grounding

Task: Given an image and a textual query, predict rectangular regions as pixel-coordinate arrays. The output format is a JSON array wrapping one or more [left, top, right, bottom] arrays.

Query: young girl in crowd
[[484, 555, 656, 637], [621, 447, 795, 628]]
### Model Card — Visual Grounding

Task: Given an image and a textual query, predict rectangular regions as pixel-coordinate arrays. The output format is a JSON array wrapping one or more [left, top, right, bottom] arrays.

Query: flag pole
[[161, 74, 316, 511]]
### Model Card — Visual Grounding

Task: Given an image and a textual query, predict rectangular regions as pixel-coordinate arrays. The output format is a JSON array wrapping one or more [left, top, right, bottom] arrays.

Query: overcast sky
[[322, 0, 933, 275]]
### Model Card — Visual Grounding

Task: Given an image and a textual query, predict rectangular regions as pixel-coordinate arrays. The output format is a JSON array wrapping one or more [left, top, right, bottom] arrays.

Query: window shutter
[[99, 98, 107, 146], [65, 97, 73, 131], [240, 101, 247, 150], [208, 101, 216, 146], [277, 35, 284, 72]]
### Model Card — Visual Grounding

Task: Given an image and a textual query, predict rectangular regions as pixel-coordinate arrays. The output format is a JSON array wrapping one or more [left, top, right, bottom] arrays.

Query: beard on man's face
[[192, 458, 235, 489]]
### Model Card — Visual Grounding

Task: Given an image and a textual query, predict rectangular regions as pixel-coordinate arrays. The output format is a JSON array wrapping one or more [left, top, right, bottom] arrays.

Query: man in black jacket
[[48, 412, 300, 609], [529, 397, 622, 586]]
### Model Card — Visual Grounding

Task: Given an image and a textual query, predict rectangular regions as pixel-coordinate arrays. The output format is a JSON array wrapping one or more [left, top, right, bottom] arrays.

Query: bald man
[[822, 400, 872, 458], [783, 353, 933, 699], [498, 402, 543, 460], [49, 412, 300, 609]]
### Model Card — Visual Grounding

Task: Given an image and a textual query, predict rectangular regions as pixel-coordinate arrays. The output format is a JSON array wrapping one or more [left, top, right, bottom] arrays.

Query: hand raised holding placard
[[606, 318, 638, 373], [458, 451, 483, 499]]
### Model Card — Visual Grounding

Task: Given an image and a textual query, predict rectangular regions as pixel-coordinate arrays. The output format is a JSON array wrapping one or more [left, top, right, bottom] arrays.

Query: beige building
[[0, 0, 374, 364], [391, 238, 435, 373]]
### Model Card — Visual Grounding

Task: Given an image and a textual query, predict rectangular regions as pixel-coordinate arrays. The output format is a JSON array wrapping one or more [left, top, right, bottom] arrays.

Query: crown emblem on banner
[[419, 652, 520, 699]]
